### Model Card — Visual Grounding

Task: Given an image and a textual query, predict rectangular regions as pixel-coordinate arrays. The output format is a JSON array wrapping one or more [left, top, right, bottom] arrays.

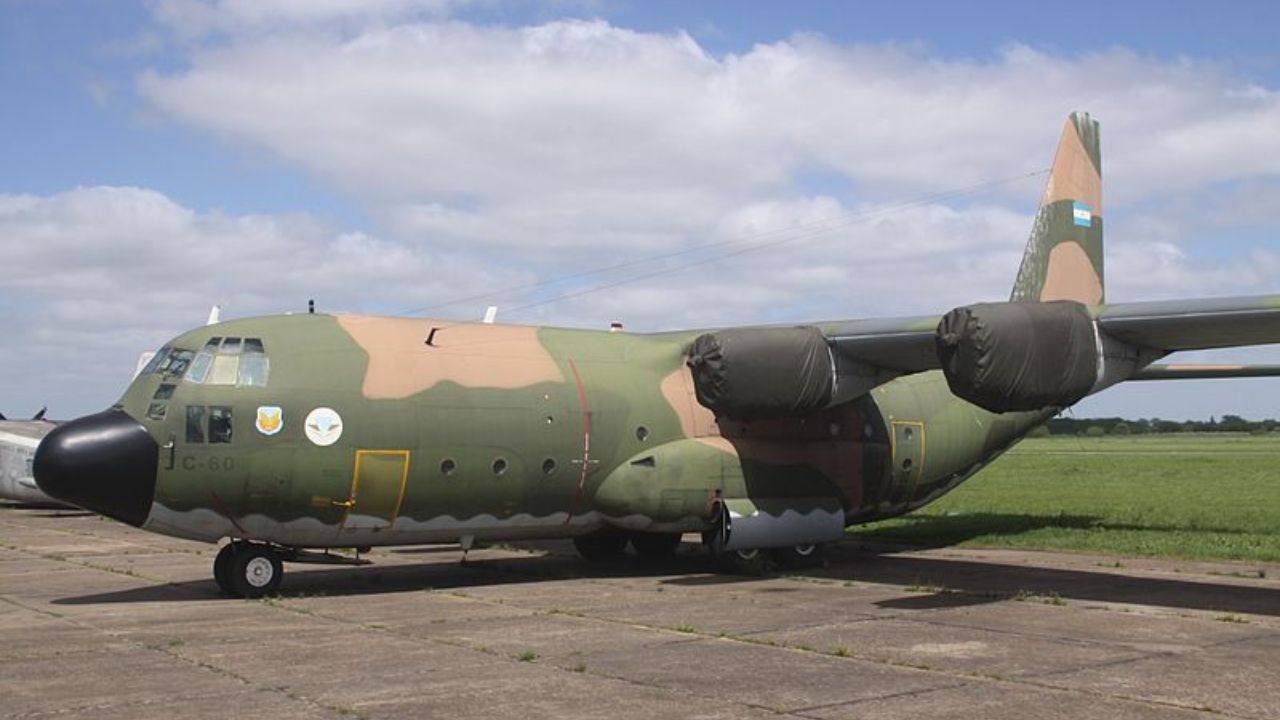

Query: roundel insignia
[[304, 407, 343, 447], [255, 406, 284, 436]]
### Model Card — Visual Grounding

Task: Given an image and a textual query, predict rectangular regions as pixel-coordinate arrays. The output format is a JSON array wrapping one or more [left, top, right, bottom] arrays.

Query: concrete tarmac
[[2, 505, 1278, 719]]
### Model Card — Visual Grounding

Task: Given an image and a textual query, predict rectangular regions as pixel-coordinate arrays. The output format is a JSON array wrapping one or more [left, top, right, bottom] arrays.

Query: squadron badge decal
[[304, 407, 343, 446], [255, 406, 284, 436]]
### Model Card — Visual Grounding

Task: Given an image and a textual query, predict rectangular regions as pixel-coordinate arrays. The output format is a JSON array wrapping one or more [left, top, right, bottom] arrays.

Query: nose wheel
[[213, 542, 283, 598]]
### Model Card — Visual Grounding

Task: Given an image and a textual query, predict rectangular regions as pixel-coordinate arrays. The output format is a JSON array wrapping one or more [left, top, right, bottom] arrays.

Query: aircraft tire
[[630, 532, 682, 560], [573, 531, 629, 562], [770, 543, 826, 570], [226, 544, 283, 598], [213, 542, 238, 595], [724, 547, 768, 575]]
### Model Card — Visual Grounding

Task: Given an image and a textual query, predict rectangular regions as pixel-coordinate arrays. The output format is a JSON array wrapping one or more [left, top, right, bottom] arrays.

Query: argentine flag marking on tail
[[1072, 201, 1093, 227]]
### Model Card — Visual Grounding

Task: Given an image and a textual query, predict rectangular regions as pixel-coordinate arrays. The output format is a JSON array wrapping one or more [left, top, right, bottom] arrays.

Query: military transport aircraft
[[33, 113, 1280, 598], [0, 408, 66, 506]]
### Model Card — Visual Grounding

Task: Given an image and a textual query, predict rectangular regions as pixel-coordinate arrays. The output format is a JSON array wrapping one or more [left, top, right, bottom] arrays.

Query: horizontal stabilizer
[[1130, 364, 1280, 381]]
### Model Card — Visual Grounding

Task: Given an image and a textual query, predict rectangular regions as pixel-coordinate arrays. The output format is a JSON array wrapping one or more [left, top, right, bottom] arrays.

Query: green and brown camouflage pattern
[[119, 314, 1050, 548], [1011, 111, 1104, 305], [94, 111, 1278, 553]]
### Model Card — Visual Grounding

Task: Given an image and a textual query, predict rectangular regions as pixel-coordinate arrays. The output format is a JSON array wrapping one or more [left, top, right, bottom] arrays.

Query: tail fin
[[1010, 111, 1104, 305]]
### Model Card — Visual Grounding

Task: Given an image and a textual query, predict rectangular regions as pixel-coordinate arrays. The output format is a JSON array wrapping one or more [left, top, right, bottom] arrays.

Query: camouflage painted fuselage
[[121, 314, 1048, 548]]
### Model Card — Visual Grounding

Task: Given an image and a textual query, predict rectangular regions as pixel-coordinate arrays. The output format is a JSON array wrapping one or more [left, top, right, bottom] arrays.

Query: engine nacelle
[[688, 326, 835, 419], [935, 300, 1099, 413]]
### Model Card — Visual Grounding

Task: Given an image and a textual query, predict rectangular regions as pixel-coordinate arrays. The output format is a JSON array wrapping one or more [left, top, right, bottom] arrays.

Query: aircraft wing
[[1095, 295, 1280, 350], [822, 294, 1280, 375], [820, 315, 941, 372]]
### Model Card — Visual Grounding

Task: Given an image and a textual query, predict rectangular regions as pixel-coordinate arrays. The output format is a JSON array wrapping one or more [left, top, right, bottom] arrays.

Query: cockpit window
[[209, 354, 240, 385], [189, 336, 269, 386], [209, 406, 233, 443], [186, 405, 206, 443], [238, 355, 269, 387], [159, 349, 195, 377], [185, 352, 213, 384], [139, 347, 196, 378], [140, 347, 169, 376]]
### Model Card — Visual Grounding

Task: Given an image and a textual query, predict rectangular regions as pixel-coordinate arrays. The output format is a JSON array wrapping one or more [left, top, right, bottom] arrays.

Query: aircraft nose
[[34, 408, 158, 527]]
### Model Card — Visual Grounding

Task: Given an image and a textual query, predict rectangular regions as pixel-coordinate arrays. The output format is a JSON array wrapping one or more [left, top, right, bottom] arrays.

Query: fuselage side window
[[209, 406, 233, 444], [186, 406, 206, 443]]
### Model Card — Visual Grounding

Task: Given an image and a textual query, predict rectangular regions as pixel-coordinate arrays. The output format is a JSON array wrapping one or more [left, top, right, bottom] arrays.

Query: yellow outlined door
[[343, 450, 410, 530], [889, 421, 925, 506]]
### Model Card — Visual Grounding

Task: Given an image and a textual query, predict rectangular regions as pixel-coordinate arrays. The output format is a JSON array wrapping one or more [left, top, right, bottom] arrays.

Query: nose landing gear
[[213, 541, 283, 598]]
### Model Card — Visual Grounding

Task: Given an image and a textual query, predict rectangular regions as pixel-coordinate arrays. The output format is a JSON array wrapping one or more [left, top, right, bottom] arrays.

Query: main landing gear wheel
[[573, 530, 629, 562], [771, 543, 827, 570], [219, 543, 283, 598], [630, 532, 682, 560]]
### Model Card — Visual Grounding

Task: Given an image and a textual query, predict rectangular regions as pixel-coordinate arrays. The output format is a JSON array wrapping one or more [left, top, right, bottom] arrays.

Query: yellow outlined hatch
[[343, 449, 411, 529]]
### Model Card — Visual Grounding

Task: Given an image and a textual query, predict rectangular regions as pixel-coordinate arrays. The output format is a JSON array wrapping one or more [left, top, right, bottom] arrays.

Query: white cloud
[[147, 0, 465, 39]]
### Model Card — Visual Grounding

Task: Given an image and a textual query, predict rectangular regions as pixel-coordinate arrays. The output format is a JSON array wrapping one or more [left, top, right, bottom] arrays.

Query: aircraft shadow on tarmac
[[51, 538, 1280, 618], [850, 511, 1265, 549]]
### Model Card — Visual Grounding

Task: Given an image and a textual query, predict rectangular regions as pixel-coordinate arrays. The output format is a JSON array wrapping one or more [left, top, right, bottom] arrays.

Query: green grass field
[[852, 433, 1280, 562]]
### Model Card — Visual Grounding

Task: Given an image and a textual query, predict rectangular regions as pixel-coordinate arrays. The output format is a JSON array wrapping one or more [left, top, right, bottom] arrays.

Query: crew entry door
[[342, 450, 410, 530]]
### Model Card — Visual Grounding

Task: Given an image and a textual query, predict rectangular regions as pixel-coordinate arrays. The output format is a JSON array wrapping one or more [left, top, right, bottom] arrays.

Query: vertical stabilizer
[[1010, 112, 1104, 305]]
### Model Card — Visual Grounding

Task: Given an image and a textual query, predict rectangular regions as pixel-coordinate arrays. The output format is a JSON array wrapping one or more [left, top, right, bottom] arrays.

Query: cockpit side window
[[209, 406, 233, 443], [159, 349, 195, 378], [186, 406, 206, 443], [140, 347, 169, 376]]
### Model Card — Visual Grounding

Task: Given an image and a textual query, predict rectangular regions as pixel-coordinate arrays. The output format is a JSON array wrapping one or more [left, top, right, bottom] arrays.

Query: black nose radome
[[34, 408, 158, 527]]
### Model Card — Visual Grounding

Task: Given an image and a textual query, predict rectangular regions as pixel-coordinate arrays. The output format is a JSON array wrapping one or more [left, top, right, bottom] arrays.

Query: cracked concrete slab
[[3, 507, 1279, 720]]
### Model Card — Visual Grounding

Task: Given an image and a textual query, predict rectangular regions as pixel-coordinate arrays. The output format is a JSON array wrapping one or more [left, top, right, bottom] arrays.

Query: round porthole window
[[636, 425, 650, 442], [542, 458, 557, 476], [440, 458, 457, 476], [492, 458, 508, 476]]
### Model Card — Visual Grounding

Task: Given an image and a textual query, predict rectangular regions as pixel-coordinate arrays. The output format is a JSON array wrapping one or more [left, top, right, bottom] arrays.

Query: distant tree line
[[1034, 415, 1278, 437]]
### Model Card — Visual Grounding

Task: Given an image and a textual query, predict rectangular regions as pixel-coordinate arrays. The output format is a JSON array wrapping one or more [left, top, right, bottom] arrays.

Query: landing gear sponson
[[212, 528, 826, 597]]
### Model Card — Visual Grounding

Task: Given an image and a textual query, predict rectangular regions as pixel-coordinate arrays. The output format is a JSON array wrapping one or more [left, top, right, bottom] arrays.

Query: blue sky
[[1, 0, 1279, 419]]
